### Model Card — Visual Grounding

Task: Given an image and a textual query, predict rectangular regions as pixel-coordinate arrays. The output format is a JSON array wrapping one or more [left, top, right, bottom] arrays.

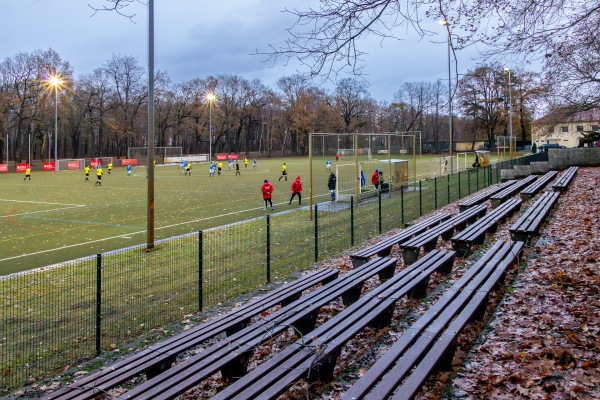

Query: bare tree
[[271, 1, 598, 111]]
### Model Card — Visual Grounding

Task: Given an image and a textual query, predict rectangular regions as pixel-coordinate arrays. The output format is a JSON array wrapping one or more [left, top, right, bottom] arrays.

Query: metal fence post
[[314, 204, 319, 262], [476, 168, 480, 191], [95, 253, 102, 355], [401, 185, 405, 226], [198, 230, 203, 311], [350, 196, 355, 246], [434, 176, 438, 209], [468, 170, 471, 194], [419, 180, 423, 216], [458, 170, 461, 198], [447, 173, 451, 204], [266, 215, 271, 283], [378, 190, 382, 234]]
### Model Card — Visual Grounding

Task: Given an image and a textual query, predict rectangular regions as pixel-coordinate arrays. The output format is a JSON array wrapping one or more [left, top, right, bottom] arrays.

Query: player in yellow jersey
[[95, 167, 103, 186], [107, 163, 113, 174], [84, 166, 90, 181], [23, 167, 31, 181]]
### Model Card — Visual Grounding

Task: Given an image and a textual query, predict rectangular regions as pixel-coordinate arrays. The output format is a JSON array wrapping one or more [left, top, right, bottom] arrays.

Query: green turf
[[0, 153, 504, 275]]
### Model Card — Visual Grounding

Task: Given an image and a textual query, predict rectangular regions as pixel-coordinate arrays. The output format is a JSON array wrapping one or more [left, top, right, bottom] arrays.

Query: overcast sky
[[1, 0, 485, 102]]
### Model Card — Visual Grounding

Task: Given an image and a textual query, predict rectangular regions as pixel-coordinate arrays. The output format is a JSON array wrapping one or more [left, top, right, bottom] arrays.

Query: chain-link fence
[[2, 155, 549, 393]]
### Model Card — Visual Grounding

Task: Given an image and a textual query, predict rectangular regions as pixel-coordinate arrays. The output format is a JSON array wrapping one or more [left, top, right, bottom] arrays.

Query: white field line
[[0, 194, 329, 263], [6, 205, 85, 217], [0, 199, 81, 207]]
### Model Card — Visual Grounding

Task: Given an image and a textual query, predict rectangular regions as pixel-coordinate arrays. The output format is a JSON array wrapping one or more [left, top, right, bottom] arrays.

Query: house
[[531, 108, 600, 148]]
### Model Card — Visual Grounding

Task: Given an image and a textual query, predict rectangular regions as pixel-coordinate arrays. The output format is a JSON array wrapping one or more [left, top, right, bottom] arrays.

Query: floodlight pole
[[146, 0, 155, 250], [54, 84, 58, 171], [308, 133, 313, 220]]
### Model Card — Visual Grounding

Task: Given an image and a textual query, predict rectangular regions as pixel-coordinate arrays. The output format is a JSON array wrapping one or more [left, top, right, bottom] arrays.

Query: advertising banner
[[227, 154, 239, 160], [43, 162, 56, 171], [215, 154, 228, 161], [0, 164, 7, 172], [16, 163, 29, 173], [120, 159, 138, 166], [90, 159, 102, 167]]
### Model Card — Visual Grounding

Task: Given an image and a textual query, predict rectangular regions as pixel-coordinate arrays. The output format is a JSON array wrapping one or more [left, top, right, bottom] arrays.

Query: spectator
[[261, 179, 274, 210], [289, 176, 302, 205], [328, 172, 337, 201], [371, 169, 379, 190]]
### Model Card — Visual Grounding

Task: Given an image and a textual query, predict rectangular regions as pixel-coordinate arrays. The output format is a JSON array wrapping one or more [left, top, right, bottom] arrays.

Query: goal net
[[57, 159, 85, 171], [428, 156, 458, 178], [335, 160, 381, 201], [337, 148, 372, 160], [127, 147, 183, 160], [89, 157, 113, 168]]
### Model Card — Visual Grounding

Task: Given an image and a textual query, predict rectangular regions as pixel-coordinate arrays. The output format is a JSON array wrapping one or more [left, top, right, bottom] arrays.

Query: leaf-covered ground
[[447, 168, 600, 400]]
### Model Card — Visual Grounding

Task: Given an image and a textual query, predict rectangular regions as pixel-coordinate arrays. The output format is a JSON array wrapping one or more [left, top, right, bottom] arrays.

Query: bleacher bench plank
[[451, 198, 522, 254], [520, 170, 558, 200], [400, 204, 487, 265], [509, 191, 560, 243], [457, 180, 518, 211], [342, 240, 524, 400], [212, 250, 456, 400], [103, 257, 398, 400], [489, 175, 537, 208], [551, 166, 578, 192], [350, 213, 451, 267], [44, 268, 338, 400]]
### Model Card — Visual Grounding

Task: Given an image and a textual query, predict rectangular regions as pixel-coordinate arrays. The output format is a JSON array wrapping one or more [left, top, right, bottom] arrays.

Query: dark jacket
[[327, 173, 336, 190]]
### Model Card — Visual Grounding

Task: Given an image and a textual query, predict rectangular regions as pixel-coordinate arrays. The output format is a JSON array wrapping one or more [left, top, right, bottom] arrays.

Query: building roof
[[532, 108, 600, 125]]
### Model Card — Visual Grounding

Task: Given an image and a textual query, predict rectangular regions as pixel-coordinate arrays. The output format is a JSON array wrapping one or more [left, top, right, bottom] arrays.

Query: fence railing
[[3, 156, 547, 394]]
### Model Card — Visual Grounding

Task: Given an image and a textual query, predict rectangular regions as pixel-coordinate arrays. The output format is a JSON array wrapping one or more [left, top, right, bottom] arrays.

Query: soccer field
[[0, 153, 492, 275]]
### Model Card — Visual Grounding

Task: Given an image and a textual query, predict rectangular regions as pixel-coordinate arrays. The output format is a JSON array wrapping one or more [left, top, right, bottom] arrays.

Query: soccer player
[[185, 162, 192, 175], [228, 159, 233, 171], [209, 161, 216, 177], [107, 163, 113, 174], [95, 166, 103, 186], [235, 161, 240, 175], [335, 153, 340, 161], [127, 163, 132, 177], [84, 166, 90, 181], [371, 169, 379, 190], [278, 162, 287, 181], [253, 158, 257, 169], [261, 179, 274, 210], [217, 161, 223, 176], [326, 160, 332, 171], [244, 157, 248, 169], [23, 167, 31, 181]]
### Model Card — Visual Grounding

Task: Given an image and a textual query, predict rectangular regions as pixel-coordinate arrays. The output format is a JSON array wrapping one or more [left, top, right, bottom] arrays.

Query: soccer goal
[[428, 156, 458, 178], [89, 157, 113, 168], [337, 148, 372, 160], [57, 159, 85, 171], [127, 147, 183, 159], [335, 160, 381, 201]]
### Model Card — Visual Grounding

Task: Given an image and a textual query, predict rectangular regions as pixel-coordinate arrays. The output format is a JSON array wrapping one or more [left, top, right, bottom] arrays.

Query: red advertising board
[[43, 162, 56, 171], [0, 164, 7, 172], [16, 163, 29, 173], [120, 159, 138, 166], [90, 159, 102, 167], [215, 153, 228, 161], [227, 154, 239, 160], [67, 161, 80, 170]]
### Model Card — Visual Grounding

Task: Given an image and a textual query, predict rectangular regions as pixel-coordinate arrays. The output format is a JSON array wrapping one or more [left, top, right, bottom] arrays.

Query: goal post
[[309, 132, 419, 217], [337, 148, 372, 160], [127, 147, 183, 162], [428, 155, 458, 178], [57, 159, 85, 171]]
